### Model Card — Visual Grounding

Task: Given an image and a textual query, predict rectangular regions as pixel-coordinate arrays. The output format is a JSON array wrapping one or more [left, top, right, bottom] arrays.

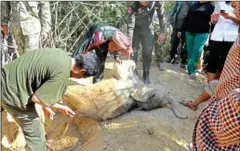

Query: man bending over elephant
[[72, 22, 133, 83], [1, 48, 99, 151]]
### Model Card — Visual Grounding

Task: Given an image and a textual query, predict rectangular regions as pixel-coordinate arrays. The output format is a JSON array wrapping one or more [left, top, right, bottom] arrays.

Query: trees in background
[[42, 1, 175, 53]]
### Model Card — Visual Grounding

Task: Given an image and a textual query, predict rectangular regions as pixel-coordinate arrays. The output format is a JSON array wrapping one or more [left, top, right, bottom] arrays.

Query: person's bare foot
[[179, 100, 198, 111], [188, 101, 197, 111]]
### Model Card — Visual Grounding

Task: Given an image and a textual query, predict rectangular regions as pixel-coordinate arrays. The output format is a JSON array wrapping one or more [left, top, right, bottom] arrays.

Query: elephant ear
[[130, 86, 153, 102]]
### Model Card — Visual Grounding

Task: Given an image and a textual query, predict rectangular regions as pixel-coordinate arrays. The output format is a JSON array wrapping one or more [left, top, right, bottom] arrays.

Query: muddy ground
[[1, 58, 209, 151]]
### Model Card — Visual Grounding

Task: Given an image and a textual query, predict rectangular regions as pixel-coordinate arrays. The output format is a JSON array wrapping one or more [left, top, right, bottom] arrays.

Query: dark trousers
[[206, 41, 234, 73], [131, 27, 154, 73], [170, 28, 187, 64], [93, 48, 108, 83]]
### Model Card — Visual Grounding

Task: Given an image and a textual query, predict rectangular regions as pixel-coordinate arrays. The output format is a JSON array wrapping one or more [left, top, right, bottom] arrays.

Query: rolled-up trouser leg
[[131, 28, 142, 66], [1, 103, 46, 151], [93, 50, 108, 83], [141, 28, 154, 77]]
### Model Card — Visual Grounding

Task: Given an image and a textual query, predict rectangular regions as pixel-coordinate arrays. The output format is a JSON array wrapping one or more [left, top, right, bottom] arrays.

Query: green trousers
[[2, 102, 46, 151], [185, 32, 208, 75]]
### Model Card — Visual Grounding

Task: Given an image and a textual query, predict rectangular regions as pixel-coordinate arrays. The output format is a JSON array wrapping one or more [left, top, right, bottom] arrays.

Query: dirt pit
[[1, 60, 208, 151]]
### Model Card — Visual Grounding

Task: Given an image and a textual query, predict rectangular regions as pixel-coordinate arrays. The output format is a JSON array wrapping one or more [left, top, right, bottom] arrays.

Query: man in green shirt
[[1, 48, 99, 151]]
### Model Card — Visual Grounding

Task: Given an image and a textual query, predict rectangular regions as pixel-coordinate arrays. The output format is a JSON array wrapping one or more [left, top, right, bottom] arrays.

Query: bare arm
[[221, 12, 240, 25], [32, 95, 75, 119]]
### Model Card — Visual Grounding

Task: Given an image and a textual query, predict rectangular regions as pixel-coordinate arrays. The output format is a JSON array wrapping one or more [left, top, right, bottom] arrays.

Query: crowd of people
[[1, 1, 239, 151]]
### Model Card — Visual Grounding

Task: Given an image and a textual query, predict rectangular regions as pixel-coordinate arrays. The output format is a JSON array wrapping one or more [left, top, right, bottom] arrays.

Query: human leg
[[180, 31, 187, 67], [206, 41, 233, 83], [169, 28, 180, 63], [1, 103, 46, 151], [93, 49, 108, 83], [141, 29, 154, 84], [155, 40, 166, 71], [24, 33, 40, 52], [188, 33, 208, 76], [131, 29, 141, 66], [185, 32, 195, 74]]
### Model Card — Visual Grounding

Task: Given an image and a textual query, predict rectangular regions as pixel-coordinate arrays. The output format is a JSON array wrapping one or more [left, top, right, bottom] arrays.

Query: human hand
[[177, 32, 182, 39], [157, 32, 167, 44], [57, 105, 76, 118], [57, 104, 75, 117], [114, 56, 122, 64], [220, 11, 234, 19], [126, 47, 133, 59], [42, 106, 55, 120], [211, 13, 220, 23]]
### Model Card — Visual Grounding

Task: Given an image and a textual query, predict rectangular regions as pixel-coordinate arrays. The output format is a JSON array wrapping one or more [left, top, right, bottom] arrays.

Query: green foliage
[[164, 1, 176, 18]]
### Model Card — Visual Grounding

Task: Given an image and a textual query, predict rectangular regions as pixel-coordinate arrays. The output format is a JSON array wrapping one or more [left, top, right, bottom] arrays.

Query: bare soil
[[79, 60, 208, 151], [1, 59, 209, 151]]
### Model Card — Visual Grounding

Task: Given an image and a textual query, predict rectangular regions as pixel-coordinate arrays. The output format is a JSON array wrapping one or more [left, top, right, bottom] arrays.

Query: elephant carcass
[[64, 60, 139, 121], [131, 86, 188, 119], [64, 78, 136, 121]]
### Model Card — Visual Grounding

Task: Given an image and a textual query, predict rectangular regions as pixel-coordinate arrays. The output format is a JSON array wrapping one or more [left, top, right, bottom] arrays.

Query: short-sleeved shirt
[[210, 2, 238, 42], [1, 48, 71, 109]]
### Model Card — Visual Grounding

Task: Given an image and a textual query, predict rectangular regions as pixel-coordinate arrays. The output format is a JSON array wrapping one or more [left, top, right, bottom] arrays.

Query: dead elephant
[[131, 86, 188, 119], [65, 79, 188, 120], [65, 60, 187, 120]]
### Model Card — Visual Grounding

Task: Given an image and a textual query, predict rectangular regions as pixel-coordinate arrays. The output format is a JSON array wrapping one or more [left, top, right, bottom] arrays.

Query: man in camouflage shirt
[[127, 1, 167, 84], [1, 1, 51, 54]]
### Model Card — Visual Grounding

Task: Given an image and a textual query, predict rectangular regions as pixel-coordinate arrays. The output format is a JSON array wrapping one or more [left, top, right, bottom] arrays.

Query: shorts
[[206, 41, 233, 73]]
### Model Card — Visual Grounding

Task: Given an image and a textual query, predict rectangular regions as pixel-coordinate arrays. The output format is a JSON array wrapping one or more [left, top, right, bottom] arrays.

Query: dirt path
[[79, 61, 209, 151]]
